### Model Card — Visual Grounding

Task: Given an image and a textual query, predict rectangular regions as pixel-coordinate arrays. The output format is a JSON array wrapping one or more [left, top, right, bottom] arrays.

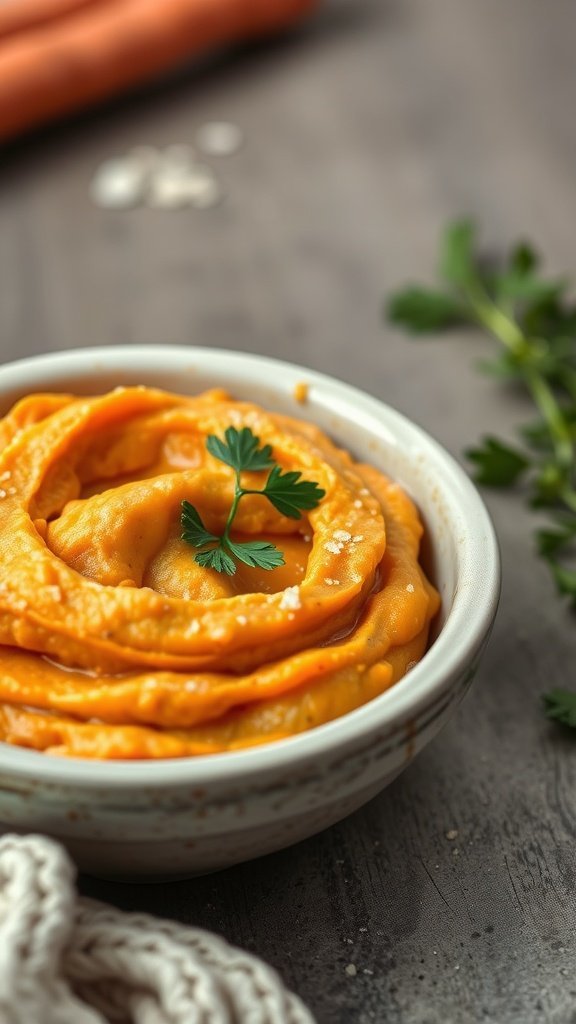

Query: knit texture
[[0, 834, 315, 1024]]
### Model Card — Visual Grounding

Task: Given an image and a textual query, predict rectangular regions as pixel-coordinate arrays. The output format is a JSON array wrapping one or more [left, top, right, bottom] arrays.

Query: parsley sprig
[[387, 219, 576, 727], [181, 426, 324, 576]]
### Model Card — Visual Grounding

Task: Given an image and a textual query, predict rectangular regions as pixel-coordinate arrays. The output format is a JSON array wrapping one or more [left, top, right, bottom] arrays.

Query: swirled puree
[[0, 386, 439, 759]]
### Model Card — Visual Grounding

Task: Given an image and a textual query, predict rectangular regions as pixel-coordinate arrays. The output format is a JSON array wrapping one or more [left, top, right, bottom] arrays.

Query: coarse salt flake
[[324, 541, 342, 555], [406, 583, 415, 593], [279, 585, 301, 611], [352, 535, 364, 543], [333, 530, 351, 543], [324, 578, 340, 586]]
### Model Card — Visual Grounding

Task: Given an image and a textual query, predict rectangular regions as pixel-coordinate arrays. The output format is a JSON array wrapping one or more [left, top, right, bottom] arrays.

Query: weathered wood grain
[[2, 1, 576, 1020]]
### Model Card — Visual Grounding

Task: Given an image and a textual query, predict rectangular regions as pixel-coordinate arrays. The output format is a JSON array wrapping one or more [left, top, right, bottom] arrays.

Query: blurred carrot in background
[[0, 0, 318, 141]]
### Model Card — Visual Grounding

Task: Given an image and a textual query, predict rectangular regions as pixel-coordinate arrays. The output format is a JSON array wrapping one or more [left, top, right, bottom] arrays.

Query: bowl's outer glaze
[[0, 348, 500, 877]]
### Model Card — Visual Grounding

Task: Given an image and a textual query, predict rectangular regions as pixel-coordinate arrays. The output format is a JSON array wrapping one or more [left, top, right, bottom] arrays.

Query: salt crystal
[[324, 541, 341, 555], [333, 530, 351, 543], [406, 583, 415, 593], [279, 585, 301, 611]]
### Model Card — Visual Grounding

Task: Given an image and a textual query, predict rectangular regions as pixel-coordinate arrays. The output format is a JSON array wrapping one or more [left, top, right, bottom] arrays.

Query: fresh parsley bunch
[[181, 426, 324, 576], [387, 219, 576, 727]]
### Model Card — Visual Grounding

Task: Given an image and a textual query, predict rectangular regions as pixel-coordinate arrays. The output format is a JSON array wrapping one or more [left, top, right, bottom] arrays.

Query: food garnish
[[181, 426, 325, 575]]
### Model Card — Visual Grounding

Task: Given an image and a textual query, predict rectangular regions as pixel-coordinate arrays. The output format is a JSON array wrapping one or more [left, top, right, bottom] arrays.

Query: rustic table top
[[2, 1, 576, 1021]]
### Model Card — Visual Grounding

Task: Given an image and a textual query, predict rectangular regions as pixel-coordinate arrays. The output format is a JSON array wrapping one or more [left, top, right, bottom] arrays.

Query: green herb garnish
[[387, 218, 576, 724], [181, 426, 325, 576], [543, 689, 576, 729]]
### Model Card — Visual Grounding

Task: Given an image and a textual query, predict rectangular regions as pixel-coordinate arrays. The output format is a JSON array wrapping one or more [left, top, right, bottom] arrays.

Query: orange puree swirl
[[0, 386, 439, 759]]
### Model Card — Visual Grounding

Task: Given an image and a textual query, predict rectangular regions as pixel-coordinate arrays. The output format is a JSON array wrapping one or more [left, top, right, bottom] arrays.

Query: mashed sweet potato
[[0, 386, 439, 759]]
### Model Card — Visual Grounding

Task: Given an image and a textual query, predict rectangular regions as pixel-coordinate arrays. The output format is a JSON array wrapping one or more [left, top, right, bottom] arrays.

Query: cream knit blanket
[[0, 834, 315, 1024]]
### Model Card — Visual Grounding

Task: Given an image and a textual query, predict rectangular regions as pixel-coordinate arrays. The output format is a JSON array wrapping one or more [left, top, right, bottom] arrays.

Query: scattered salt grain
[[406, 583, 415, 593], [0, 471, 10, 481], [279, 585, 301, 611], [354, 499, 362, 508], [236, 615, 248, 626], [45, 585, 62, 601], [345, 964, 357, 977], [445, 829, 459, 841], [324, 578, 340, 586], [0, 490, 6, 499], [324, 541, 341, 555], [352, 535, 364, 543], [333, 530, 351, 543]]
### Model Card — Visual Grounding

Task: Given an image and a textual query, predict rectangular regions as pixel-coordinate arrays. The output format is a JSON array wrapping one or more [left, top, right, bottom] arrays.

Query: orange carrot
[[0, 0, 319, 141], [0, 1, 103, 41]]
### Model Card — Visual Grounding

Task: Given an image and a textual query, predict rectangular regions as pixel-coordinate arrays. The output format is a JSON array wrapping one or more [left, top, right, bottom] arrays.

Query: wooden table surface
[[2, 1, 576, 1021]]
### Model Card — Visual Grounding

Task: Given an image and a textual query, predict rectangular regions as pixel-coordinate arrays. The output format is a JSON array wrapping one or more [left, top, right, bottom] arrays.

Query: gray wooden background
[[1, 1, 576, 1021]]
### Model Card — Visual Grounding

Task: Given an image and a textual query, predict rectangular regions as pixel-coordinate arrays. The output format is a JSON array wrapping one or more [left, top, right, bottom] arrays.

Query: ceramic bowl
[[0, 347, 500, 879]]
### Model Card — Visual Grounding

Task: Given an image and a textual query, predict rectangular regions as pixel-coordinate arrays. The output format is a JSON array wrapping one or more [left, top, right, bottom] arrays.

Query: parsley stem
[[525, 368, 573, 470], [465, 286, 574, 471], [222, 476, 245, 544]]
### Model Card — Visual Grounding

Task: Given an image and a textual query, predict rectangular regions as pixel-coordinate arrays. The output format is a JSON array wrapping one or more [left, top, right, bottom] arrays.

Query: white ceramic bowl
[[0, 347, 499, 878]]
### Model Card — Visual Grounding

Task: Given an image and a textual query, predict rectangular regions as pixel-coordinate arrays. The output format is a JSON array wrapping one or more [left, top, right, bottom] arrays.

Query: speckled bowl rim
[[0, 346, 500, 787]]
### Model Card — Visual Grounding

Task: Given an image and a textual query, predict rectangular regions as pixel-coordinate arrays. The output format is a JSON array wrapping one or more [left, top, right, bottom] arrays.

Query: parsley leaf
[[263, 465, 326, 519], [465, 437, 529, 486], [181, 426, 324, 575], [181, 501, 219, 548], [206, 426, 274, 473], [543, 689, 576, 729], [226, 539, 285, 570], [195, 546, 237, 576], [388, 287, 467, 333]]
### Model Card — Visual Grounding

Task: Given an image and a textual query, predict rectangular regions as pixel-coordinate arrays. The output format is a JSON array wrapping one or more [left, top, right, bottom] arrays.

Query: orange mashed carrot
[[0, 386, 439, 759]]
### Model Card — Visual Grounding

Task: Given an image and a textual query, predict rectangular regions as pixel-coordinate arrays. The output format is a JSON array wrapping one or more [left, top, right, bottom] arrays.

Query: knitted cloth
[[0, 834, 315, 1024]]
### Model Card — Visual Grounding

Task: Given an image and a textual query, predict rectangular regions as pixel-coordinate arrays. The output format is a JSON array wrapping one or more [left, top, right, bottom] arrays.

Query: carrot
[[0, 0, 319, 142], [0, 1, 103, 41]]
